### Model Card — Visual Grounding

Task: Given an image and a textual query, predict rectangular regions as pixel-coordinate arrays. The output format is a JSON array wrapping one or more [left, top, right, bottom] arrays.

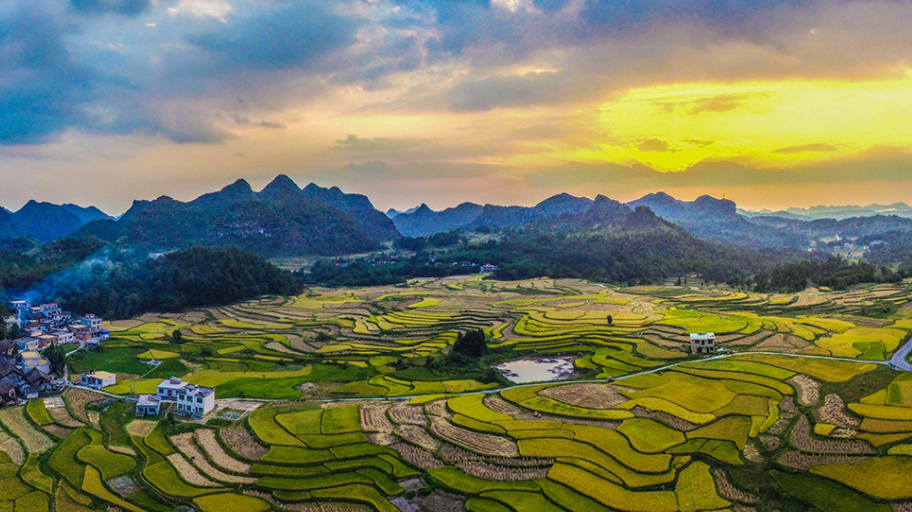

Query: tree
[[607, 315, 613, 326], [45, 344, 66, 377], [172, 329, 183, 343], [453, 329, 487, 358]]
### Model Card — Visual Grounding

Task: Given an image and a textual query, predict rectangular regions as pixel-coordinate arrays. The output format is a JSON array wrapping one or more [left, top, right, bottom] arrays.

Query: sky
[[2, 0, 912, 215]]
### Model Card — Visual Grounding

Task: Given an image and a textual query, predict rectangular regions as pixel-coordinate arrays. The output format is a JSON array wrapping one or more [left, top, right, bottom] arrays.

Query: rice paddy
[[3, 276, 909, 511]]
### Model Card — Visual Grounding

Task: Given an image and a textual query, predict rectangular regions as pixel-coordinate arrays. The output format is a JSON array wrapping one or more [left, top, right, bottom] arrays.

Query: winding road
[[890, 335, 912, 372]]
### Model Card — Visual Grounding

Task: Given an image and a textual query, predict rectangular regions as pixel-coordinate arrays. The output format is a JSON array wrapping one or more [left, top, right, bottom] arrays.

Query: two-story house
[[175, 385, 216, 417]]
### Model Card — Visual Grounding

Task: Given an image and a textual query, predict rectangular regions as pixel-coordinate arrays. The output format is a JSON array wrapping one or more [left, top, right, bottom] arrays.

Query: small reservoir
[[494, 356, 578, 384]]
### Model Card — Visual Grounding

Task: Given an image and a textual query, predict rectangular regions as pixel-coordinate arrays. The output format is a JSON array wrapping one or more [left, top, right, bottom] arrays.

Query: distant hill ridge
[[7, 181, 912, 255], [70, 175, 388, 257]]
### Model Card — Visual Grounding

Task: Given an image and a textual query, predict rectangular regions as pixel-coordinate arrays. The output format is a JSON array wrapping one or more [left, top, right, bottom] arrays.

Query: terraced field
[[6, 276, 912, 510]]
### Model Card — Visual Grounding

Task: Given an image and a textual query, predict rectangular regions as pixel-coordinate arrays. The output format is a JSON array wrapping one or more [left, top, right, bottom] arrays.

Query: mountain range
[[69, 176, 397, 256], [6, 178, 912, 258], [742, 203, 912, 220]]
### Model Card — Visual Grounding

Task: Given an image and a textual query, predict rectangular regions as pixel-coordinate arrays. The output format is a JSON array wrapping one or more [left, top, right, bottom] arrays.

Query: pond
[[494, 356, 579, 384]]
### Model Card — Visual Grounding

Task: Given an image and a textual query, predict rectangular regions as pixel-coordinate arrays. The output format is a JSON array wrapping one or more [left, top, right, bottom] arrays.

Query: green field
[[4, 276, 907, 511]]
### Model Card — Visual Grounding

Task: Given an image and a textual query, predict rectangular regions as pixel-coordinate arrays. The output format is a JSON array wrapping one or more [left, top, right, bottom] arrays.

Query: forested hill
[[71, 176, 383, 257], [309, 207, 793, 287], [25, 246, 304, 319]]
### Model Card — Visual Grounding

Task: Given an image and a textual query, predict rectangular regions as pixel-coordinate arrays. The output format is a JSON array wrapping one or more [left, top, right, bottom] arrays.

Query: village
[[0, 300, 108, 404], [1, 300, 221, 420]]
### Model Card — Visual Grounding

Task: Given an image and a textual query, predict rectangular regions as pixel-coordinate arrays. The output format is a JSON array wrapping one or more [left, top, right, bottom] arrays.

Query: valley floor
[[5, 276, 912, 511]]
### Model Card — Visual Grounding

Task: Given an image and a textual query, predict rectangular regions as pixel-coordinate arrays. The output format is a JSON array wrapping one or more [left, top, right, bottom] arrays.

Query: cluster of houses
[[5, 301, 109, 348], [0, 300, 108, 405], [0, 351, 56, 403]]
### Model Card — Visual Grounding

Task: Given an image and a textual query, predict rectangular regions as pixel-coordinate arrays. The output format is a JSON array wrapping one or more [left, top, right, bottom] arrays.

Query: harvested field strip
[[789, 375, 821, 406], [0, 407, 54, 453], [430, 418, 518, 457], [171, 433, 256, 484], [360, 405, 393, 433], [196, 430, 252, 473], [145, 456, 221, 496], [0, 430, 24, 465], [389, 405, 427, 425], [395, 425, 438, 450], [220, 428, 268, 460], [540, 384, 632, 411], [790, 416, 872, 454]]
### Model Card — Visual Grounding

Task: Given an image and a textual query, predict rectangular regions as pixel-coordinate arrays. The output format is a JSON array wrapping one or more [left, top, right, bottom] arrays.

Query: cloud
[[688, 94, 751, 114], [333, 134, 430, 157], [0, 5, 92, 144], [71, 0, 152, 16], [187, 2, 361, 72], [445, 72, 594, 111], [773, 143, 839, 154], [638, 139, 675, 152]]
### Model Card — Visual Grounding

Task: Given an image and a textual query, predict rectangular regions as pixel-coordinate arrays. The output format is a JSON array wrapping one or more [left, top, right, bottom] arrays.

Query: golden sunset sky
[[2, 0, 912, 213]]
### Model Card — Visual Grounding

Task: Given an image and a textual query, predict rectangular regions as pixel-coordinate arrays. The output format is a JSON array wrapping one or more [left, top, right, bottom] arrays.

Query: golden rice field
[[9, 276, 912, 511]]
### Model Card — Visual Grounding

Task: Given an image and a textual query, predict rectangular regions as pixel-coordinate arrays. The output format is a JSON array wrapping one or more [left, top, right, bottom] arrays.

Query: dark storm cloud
[[187, 3, 360, 71], [71, 0, 152, 16], [0, 5, 92, 144], [0, 0, 366, 146]]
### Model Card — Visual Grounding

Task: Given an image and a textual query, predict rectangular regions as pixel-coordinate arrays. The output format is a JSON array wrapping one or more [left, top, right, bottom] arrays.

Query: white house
[[690, 332, 716, 354], [480, 263, 498, 273], [53, 331, 75, 345], [136, 395, 161, 416], [79, 314, 103, 331], [80, 370, 116, 389], [157, 377, 189, 399], [13, 337, 39, 352], [18, 351, 50, 374], [176, 385, 215, 417]]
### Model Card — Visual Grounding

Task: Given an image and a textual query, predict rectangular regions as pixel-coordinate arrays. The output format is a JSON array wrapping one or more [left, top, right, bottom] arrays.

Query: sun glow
[[569, 74, 912, 171]]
